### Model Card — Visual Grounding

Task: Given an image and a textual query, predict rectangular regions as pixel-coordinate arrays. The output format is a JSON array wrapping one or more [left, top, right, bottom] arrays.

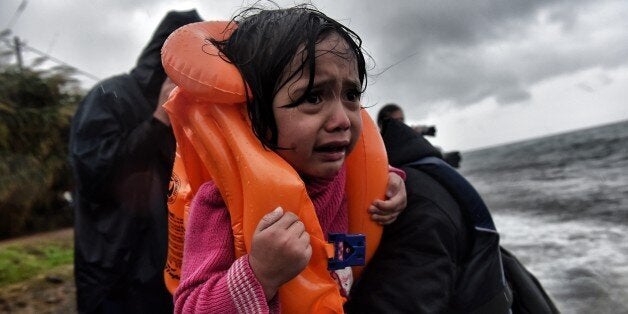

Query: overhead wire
[[1, 36, 101, 82], [2, 0, 101, 82]]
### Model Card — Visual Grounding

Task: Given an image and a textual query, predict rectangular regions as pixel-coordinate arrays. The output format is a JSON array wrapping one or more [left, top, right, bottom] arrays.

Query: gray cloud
[[496, 88, 531, 105], [577, 82, 594, 93], [318, 0, 628, 117], [2, 0, 627, 121]]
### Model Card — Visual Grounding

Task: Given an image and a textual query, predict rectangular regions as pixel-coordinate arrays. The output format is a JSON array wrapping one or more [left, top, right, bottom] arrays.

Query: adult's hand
[[153, 78, 176, 126]]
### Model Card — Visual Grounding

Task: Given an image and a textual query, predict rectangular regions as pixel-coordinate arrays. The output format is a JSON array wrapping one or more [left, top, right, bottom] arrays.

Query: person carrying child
[[162, 5, 407, 313]]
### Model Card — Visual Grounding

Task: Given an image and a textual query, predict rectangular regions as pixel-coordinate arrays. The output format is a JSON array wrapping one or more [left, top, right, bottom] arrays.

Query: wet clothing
[[69, 10, 202, 313], [174, 166, 349, 313], [346, 119, 510, 313]]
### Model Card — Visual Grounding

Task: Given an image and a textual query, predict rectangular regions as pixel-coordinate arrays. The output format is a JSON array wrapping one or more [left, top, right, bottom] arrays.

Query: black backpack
[[408, 157, 559, 314], [500, 247, 560, 313]]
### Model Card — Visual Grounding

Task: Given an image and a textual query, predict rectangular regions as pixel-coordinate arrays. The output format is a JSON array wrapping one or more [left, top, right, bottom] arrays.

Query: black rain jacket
[[348, 119, 556, 313], [347, 119, 479, 313], [69, 10, 201, 313]]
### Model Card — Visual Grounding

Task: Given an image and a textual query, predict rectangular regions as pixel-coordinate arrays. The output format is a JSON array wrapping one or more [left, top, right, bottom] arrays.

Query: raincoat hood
[[130, 9, 202, 103]]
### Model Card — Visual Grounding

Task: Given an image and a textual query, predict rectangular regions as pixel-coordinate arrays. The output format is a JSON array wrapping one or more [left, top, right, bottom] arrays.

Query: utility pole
[[6, 0, 27, 71], [14, 36, 23, 71]]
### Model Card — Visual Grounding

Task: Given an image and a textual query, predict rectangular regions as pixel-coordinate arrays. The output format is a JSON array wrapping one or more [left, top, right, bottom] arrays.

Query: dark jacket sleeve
[[346, 167, 470, 314], [69, 78, 174, 198]]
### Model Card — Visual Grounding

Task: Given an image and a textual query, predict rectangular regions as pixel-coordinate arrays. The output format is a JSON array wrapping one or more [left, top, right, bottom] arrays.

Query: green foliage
[[0, 40, 84, 239], [0, 241, 73, 287]]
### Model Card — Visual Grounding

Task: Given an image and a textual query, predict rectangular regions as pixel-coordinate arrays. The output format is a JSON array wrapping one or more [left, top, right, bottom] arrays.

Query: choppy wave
[[495, 212, 628, 313], [457, 119, 628, 313]]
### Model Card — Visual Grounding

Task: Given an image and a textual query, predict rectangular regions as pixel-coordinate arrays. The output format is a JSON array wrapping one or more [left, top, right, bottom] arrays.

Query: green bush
[[0, 38, 84, 239]]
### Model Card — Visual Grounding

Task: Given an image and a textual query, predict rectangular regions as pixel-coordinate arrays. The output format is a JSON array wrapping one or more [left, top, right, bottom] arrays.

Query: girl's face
[[272, 33, 363, 179]]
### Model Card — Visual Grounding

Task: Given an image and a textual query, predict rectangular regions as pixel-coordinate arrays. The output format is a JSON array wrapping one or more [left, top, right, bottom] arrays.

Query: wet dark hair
[[377, 103, 403, 128], [212, 5, 367, 149]]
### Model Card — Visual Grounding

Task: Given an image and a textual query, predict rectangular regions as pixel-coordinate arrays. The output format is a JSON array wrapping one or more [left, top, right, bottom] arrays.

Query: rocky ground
[[0, 264, 76, 314], [0, 229, 76, 314]]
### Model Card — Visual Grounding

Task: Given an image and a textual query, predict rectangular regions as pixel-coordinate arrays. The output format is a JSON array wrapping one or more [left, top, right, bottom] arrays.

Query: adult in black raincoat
[[346, 116, 511, 313], [346, 118, 557, 313], [69, 10, 202, 313]]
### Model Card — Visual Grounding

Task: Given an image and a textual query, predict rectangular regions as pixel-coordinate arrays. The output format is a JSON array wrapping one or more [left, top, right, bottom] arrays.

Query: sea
[[457, 119, 628, 313]]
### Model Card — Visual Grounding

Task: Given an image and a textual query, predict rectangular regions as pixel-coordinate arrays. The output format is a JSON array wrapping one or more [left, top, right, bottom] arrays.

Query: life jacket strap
[[327, 233, 366, 270]]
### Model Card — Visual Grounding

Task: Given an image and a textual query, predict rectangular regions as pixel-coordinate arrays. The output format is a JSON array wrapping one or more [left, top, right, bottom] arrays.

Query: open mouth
[[314, 141, 349, 153], [315, 144, 346, 153], [314, 141, 349, 160]]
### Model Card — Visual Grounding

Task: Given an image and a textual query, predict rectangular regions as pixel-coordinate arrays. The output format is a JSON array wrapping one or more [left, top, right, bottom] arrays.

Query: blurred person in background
[[376, 103, 436, 136], [376, 103, 460, 168], [68, 10, 202, 313]]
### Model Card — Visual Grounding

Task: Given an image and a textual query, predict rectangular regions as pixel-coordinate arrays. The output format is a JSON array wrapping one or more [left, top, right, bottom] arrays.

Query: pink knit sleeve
[[174, 181, 280, 314], [388, 165, 406, 181]]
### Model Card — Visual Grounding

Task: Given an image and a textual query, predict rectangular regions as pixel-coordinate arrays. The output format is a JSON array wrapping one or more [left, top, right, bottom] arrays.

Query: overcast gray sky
[[2, 0, 627, 151]]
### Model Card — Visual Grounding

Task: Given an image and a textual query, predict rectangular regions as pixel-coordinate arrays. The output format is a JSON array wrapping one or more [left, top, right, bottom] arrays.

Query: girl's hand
[[369, 172, 407, 225], [249, 207, 312, 300]]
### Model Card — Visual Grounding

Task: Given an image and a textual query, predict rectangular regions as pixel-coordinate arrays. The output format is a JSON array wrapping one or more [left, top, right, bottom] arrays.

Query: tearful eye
[[295, 91, 325, 114], [304, 92, 322, 104], [346, 89, 362, 102]]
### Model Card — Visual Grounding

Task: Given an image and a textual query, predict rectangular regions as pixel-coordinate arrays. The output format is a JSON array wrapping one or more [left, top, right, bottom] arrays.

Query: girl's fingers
[[371, 194, 406, 213], [386, 173, 403, 198], [287, 219, 306, 237], [369, 202, 401, 214], [370, 212, 399, 225], [256, 207, 284, 231]]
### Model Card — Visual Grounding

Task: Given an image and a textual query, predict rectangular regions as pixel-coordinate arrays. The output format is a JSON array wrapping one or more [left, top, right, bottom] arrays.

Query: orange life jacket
[[162, 21, 388, 314]]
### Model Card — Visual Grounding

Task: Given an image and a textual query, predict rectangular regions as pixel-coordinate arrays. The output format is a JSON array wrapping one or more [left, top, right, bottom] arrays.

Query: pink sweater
[[174, 167, 349, 313]]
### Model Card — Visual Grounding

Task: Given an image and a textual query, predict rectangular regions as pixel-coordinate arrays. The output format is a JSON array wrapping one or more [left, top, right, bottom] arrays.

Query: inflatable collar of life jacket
[[161, 21, 388, 313]]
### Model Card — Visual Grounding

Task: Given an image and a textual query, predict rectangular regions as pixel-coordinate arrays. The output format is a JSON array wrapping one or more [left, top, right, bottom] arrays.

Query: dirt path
[[0, 228, 76, 314], [0, 228, 73, 247]]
